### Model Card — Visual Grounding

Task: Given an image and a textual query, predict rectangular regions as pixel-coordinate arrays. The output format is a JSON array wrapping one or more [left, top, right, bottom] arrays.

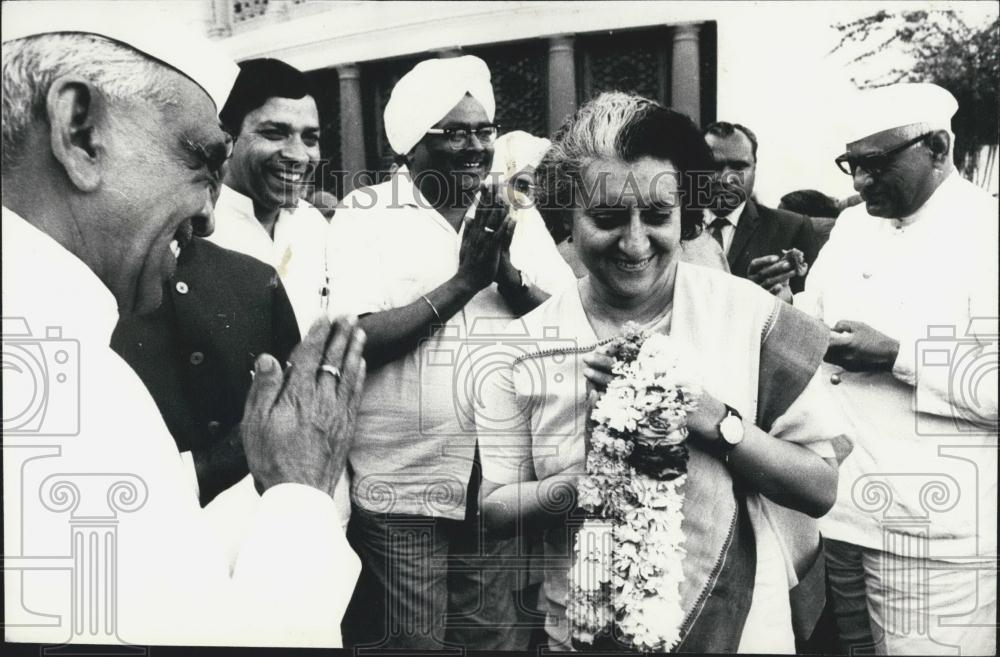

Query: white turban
[[844, 83, 958, 145], [490, 131, 552, 182], [384, 55, 496, 155], [1, 1, 239, 110]]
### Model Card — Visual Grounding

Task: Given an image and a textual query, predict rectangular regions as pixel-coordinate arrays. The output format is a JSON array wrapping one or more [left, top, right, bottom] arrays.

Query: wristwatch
[[717, 404, 744, 460]]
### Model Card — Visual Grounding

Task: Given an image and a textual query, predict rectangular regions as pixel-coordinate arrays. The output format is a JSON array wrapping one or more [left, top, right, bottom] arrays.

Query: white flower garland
[[567, 324, 700, 652]]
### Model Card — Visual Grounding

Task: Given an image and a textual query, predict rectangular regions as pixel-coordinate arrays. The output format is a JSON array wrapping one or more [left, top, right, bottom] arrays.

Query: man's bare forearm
[[360, 275, 482, 368]]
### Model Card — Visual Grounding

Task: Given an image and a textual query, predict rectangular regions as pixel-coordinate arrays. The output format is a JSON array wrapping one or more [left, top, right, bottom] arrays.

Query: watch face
[[720, 415, 744, 446]]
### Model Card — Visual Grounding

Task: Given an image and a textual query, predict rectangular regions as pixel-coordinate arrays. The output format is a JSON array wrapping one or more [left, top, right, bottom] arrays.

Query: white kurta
[[208, 185, 330, 336], [796, 172, 998, 561], [2, 207, 358, 647]]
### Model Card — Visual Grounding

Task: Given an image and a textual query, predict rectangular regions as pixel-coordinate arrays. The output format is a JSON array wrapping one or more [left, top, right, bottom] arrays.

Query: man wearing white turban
[[796, 83, 998, 655], [384, 55, 498, 157], [327, 55, 573, 649]]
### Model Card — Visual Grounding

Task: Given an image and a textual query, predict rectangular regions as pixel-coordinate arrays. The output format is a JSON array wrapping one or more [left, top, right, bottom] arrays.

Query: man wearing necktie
[[703, 122, 819, 299]]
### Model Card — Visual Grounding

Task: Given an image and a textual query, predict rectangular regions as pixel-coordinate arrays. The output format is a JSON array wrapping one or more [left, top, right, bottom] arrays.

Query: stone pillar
[[548, 36, 577, 137], [337, 64, 367, 195], [207, 0, 233, 37], [671, 24, 702, 127]]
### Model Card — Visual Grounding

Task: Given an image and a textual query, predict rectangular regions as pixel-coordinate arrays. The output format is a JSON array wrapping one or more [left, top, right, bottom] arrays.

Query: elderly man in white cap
[[327, 55, 574, 649], [796, 83, 998, 654], [2, 2, 363, 648]]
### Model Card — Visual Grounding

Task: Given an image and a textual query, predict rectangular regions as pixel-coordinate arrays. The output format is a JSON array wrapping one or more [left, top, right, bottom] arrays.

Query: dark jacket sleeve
[[271, 276, 301, 364], [791, 213, 820, 293]]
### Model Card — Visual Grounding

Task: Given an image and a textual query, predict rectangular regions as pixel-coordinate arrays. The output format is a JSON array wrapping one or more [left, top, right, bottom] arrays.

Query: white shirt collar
[[892, 170, 960, 228], [390, 166, 437, 212], [216, 184, 258, 222], [212, 183, 323, 256], [389, 165, 479, 228], [215, 183, 314, 228], [703, 200, 747, 228], [2, 205, 120, 343]]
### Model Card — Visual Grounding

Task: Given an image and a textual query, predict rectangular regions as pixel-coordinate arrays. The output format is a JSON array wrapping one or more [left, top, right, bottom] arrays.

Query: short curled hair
[[536, 92, 713, 241], [2, 33, 173, 173]]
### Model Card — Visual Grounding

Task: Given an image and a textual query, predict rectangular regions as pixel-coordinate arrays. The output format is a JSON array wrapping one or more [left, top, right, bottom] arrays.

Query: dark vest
[[111, 238, 300, 497]]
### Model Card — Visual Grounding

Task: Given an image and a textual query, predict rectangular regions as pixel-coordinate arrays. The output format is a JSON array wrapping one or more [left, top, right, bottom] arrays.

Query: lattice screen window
[[468, 40, 548, 140], [232, 0, 268, 23], [579, 27, 670, 105], [231, 0, 309, 27]]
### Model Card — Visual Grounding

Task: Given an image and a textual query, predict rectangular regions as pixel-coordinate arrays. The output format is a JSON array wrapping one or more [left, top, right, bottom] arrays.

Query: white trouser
[[825, 539, 997, 656]]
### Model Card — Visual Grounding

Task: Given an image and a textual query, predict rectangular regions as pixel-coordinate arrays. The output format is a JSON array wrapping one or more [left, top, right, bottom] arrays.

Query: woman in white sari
[[477, 93, 852, 652]]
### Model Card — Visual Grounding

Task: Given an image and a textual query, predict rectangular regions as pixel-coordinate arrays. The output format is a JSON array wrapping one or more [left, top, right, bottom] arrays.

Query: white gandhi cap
[[844, 83, 958, 145], [1, 1, 239, 110]]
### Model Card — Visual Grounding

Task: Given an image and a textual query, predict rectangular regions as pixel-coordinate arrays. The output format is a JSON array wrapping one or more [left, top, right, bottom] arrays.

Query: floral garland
[[567, 323, 701, 652]]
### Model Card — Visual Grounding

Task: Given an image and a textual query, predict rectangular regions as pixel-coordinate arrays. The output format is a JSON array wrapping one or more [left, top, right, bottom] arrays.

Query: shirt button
[[207, 420, 221, 435], [830, 373, 842, 385], [189, 351, 204, 366], [175, 281, 189, 294]]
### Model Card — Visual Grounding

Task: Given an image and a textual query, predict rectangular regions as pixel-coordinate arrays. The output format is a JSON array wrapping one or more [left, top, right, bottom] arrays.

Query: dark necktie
[[709, 216, 730, 252]]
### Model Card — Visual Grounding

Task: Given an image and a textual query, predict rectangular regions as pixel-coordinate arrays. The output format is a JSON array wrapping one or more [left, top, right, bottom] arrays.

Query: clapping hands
[[457, 185, 516, 292]]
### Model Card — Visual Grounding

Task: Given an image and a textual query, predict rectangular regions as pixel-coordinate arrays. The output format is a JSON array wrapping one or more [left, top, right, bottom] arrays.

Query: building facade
[[204, 1, 719, 197], [201, 1, 985, 203]]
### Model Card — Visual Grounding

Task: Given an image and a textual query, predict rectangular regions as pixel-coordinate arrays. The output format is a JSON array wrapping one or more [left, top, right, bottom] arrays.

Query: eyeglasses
[[425, 124, 500, 149], [835, 133, 929, 176]]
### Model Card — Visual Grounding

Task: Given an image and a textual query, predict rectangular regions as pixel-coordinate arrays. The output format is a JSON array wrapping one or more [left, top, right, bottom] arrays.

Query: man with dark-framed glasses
[[326, 55, 571, 650], [796, 83, 998, 655], [425, 123, 502, 149], [834, 133, 934, 179]]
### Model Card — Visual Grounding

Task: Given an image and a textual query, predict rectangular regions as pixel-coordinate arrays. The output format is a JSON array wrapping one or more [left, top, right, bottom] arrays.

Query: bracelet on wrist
[[421, 294, 443, 326]]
